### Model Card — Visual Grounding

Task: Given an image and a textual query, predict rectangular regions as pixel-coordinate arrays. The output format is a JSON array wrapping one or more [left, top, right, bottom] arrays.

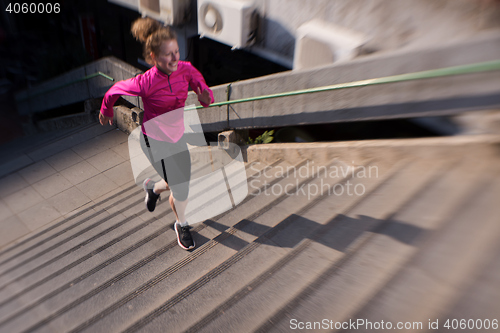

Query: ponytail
[[131, 17, 177, 64]]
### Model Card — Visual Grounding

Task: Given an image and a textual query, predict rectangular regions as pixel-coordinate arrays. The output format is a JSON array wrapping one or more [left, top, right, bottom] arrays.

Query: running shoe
[[174, 222, 195, 250], [143, 178, 160, 212]]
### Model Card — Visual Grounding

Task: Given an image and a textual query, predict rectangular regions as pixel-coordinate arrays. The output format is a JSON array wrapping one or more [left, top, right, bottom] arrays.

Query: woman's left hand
[[196, 87, 211, 106]]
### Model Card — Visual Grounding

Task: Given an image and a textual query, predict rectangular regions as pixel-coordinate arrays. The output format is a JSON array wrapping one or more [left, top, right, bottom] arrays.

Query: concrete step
[[0, 183, 141, 264], [436, 243, 500, 331], [256, 156, 487, 332], [0, 159, 317, 332], [0, 160, 269, 332], [181, 156, 455, 333], [155, 158, 407, 333], [341, 172, 500, 332], [73, 158, 356, 331], [41, 158, 370, 331], [113, 156, 442, 332], [0, 154, 235, 267], [0, 214, 162, 330], [0, 196, 142, 287], [0, 157, 266, 269], [0, 160, 268, 321], [55, 159, 334, 333]]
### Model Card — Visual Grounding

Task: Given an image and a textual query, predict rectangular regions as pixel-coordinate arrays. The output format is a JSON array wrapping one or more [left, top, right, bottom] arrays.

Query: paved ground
[[0, 124, 132, 249]]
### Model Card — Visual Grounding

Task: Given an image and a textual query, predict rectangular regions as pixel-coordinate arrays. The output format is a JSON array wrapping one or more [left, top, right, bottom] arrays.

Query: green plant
[[247, 130, 274, 144]]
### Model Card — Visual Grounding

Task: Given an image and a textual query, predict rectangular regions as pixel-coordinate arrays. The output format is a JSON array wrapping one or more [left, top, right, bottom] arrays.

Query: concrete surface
[[191, 31, 500, 132], [0, 122, 499, 332], [14, 57, 142, 115]]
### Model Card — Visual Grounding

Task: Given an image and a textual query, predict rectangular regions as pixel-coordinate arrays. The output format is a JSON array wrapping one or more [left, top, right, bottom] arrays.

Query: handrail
[[16, 71, 115, 102], [185, 59, 500, 111]]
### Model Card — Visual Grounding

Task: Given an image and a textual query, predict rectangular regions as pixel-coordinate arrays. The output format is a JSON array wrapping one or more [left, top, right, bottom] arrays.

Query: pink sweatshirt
[[100, 61, 214, 142]]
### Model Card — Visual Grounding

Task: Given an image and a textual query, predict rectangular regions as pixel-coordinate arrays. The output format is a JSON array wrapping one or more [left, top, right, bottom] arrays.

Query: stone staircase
[[0, 134, 499, 333]]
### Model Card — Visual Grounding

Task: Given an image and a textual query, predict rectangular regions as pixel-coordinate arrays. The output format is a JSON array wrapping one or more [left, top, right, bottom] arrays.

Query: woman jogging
[[99, 17, 214, 250]]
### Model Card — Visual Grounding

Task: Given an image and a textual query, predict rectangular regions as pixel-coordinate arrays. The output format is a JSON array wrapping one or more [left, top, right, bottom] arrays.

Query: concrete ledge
[[114, 105, 142, 134], [190, 33, 500, 132], [218, 130, 248, 149], [244, 135, 500, 167], [15, 57, 143, 115]]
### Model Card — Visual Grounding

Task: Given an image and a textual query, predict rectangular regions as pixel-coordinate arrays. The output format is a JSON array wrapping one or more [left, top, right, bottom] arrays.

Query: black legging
[[140, 133, 191, 201]]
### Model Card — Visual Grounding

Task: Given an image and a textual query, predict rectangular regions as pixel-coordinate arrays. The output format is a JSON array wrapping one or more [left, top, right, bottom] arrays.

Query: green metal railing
[[184, 59, 500, 111], [16, 71, 115, 102]]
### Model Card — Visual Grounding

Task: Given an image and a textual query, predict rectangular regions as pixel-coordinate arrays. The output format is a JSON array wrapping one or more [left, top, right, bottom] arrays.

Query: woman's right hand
[[196, 87, 212, 106], [99, 112, 113, 126]]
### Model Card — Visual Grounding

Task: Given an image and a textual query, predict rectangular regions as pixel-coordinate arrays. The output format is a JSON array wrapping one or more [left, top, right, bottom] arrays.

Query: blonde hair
[[131, 17, 177, 64]]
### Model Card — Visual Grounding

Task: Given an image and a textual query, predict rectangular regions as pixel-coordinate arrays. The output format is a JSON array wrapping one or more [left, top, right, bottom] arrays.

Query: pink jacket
[[100, 61, 214, 142]]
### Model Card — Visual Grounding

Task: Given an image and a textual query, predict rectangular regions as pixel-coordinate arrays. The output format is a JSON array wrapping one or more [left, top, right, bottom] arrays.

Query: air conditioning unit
[[108, 0, 140, 11], [138, 0, 191, 26], [293, 19, 367, 70], [197, 0, 258, 49]]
